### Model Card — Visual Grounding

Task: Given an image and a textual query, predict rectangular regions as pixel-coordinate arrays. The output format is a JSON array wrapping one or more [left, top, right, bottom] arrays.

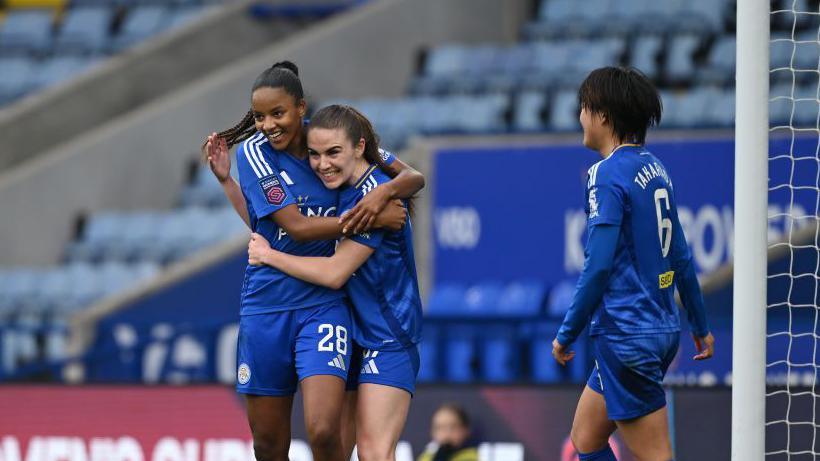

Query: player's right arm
[[669, 202, 714, 360], [206, 133, 250, 228]]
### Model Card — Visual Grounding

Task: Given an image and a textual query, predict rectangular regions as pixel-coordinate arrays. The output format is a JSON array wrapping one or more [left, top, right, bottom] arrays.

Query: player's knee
[[356, 440, 395, 461], [252, 436, 289, 461], [570, 425, 608, 454], [306, 420, 342, 453]]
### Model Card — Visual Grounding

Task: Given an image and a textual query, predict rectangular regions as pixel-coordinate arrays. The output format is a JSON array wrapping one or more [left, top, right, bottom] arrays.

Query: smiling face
[[307, 127, 366, 189], [251, 86, 306, 152]]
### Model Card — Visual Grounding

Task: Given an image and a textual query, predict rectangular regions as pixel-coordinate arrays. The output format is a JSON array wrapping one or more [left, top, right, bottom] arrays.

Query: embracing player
[[551, 67, 715, 461]]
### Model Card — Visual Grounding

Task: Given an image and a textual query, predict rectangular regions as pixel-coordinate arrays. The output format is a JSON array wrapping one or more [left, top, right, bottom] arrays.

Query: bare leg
[[301, 375, 347, 461], [615, 406, 673, 461], [245, 395, 294, 461], [571, 386, 617, 453], [355, 384, 411, 461]]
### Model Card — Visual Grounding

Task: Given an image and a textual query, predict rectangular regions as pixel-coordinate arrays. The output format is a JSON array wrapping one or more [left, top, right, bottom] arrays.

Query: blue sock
[[578, 444, 617, 461]]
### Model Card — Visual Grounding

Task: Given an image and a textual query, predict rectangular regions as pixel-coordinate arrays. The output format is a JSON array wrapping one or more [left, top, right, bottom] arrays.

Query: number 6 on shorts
[[318, 323, 348, 355]]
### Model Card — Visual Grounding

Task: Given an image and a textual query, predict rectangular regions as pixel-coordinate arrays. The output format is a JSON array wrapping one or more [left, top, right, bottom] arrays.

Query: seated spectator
[[417, 403, 478, 461]]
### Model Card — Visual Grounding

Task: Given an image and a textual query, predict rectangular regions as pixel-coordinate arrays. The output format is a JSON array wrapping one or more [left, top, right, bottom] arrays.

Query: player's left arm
[[553, 224, 620, 365], [339, 153, 425, 234], [247, 233, 374, 289], [669, 204, 714, 360], [553, 168, 625, 365]]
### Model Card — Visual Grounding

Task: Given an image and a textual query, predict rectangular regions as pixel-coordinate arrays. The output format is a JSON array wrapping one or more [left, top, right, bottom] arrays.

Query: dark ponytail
[[309, 104, 414, 213], [203, 61, 305, 154]]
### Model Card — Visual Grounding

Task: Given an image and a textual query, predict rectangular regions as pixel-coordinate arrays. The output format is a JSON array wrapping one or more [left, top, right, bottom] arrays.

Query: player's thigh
[[300, 374, 347, 436], [615, 406, 673, 461], [355, 383, 411, 459], [295, 301, 352, 384], [245, 395, 294, 460], [236, 313, 299, 396], [571, 385, 616, 453]]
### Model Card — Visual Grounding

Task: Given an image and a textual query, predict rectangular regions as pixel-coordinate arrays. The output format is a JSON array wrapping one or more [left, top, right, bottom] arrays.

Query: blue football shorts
[[587, 332, 680, 420], [346, 343, 420, 396], [235, 300, 352, 396]]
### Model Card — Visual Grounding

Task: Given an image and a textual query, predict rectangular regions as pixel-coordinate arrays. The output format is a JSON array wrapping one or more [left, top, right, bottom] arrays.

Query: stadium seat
[[0, 9, 54, 53], [770, 83, 795, 126], [166, 6, 206, 30], [111, 6, 170, 51], [33, 56, 98, 89], [630, 35, 664, 80], [548, 89, 579, 131], [698, 37, 736, 85], [0, 57, 37, 103], [54, 6, 113, 53], [665, 35, 702, 83], [512, 91, 548, 132]]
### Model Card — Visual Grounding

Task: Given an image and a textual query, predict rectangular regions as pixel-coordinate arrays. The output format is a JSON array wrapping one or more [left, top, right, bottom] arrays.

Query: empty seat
[[0, 9, 53, 53], [54, 7, 113, 53], [513, 91, 548, 132], [548, 89, 579, 131], [111, 6, 169, 51], [33, 56, 97, 88], [665, 35, 701, 83], [0, 57, 37, 103], [630, 35, 663, 80], [698, 37, 736, 84]]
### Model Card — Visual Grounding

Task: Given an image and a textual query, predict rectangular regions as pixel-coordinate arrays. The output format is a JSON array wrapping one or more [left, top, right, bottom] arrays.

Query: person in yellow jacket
[[417, 404, 479, 461]]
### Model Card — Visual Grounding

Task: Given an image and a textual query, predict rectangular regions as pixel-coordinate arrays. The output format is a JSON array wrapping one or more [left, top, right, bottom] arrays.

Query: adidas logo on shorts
[[361, 350, 379, 375], [328, 353, 346, 371]]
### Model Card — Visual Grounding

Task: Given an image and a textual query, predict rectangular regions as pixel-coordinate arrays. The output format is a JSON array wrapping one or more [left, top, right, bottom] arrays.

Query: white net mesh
[[767, 1, 820, 458]]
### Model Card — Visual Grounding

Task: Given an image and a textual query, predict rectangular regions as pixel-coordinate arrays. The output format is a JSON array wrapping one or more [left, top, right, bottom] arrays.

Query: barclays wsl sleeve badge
[[260, 176, 287, 205]]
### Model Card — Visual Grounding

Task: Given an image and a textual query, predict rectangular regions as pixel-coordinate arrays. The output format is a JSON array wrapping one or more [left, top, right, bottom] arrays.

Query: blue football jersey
[[584, 144, 684, 336], [236, 132, 344, 315], [339, 164, 423, 351]]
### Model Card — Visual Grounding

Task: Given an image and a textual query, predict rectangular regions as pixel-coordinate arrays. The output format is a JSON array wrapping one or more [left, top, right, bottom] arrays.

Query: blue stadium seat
[[674, 88, 712, 128], [698, 37, 736, 85], [630, 35, 663, 80], [770, 34, 795, 75], [512, 91, 547, 132], [770, 83, 795, 126], [111, 6, 170, 51], [665, 35, 701, 83], [658, 90, 682, 128], [792, 85, 819, 126], [701, 89, 735, 127], [793, 31, 820, 77], [54, 7, 113, 53], [33, 56, 98, 89], [0, 57, 37, 104], [548, 89, 579, 131], [425, 45, 468, 77], [0, 9, 53, 54], [675, 0, 727, 33], [165, 7, 206, 31]]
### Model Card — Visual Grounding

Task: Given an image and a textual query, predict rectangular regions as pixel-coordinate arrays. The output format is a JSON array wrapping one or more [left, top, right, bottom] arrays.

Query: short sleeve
[[379, 148, 396, 166], [339, 187, 384, 249], [586, 163, 625, 227], [236, 139, 296, 219]]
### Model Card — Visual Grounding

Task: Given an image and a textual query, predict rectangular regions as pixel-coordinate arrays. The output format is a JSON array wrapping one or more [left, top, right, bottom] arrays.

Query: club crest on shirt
[[260, 176, 286, 205], [237, 363, 251, 385], [588, 187, 600, 219]]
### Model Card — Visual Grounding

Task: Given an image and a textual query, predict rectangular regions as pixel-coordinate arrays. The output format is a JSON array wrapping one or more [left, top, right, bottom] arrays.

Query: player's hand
[[205, 133, 231, 184], [247, 233, 271, 266], [370, 199, 406, 232], [552, 338, 575, 366], [340, 184, 393, 234], [692, 332, 715, 360]]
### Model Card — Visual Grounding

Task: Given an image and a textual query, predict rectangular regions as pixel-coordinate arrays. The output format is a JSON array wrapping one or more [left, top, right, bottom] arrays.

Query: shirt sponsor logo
[[659, 270, 674, 289]]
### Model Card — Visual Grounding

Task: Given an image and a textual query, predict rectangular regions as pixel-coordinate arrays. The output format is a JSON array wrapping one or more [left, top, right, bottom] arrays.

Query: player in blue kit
[[204, 63, 425, 461], [551, 67, 715, 461], [246, 105, 422, 461]]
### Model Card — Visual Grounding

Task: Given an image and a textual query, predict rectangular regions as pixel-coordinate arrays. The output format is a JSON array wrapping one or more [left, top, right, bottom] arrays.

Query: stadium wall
[[0, 0, 530, 265]]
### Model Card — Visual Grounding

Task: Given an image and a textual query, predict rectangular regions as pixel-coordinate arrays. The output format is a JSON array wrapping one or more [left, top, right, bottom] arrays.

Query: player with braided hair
[[203, 62, 425, 461]]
